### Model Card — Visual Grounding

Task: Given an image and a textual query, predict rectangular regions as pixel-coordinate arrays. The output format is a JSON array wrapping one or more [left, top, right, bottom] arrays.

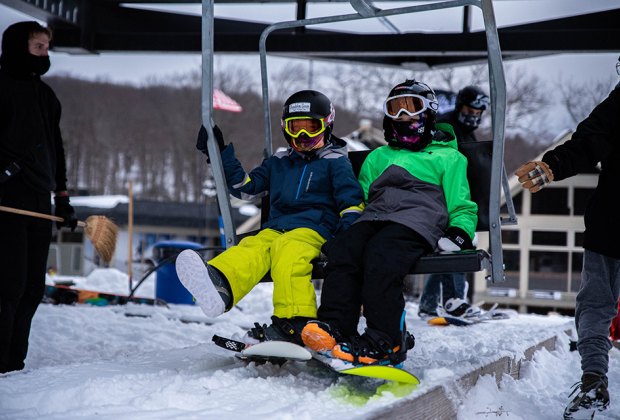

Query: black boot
[[247, 316, 312, 346], [205, 264, 233, 311], [563, 372, 610, 419], [331, 327, 415, 367]]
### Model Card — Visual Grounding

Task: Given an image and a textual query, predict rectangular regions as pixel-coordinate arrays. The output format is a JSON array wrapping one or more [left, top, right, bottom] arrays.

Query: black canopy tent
[[1, 0, 619, 68]]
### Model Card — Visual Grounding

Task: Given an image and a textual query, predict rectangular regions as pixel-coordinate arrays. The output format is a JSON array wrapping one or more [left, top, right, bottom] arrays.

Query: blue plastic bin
[[153, 240, 203, 304]]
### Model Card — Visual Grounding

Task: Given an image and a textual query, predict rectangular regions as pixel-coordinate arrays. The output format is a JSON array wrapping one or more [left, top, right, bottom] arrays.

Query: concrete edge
[[366, 331, 569, 420]]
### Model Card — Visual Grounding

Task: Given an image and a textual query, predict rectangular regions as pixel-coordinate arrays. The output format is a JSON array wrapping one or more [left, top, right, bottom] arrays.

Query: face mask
[[291, 133, 325, 154], [458, 111, 481, 129], [391, 114, 427, 146], [29, 54, 50, 75]]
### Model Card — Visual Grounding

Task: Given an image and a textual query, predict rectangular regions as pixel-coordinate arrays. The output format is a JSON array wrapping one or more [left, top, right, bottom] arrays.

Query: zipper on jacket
[[295, 164, 308, 199]]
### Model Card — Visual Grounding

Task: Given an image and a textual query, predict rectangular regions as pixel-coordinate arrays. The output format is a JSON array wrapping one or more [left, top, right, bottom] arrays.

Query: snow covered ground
[[1, 269, 619, 420]]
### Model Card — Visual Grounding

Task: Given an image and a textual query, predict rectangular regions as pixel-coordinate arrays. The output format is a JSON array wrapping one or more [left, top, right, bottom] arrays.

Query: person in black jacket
[[516, 58, 619, 419], [0, 21, 77, 373], [418, 85, 489, 319], [440, 85, 489, 144]]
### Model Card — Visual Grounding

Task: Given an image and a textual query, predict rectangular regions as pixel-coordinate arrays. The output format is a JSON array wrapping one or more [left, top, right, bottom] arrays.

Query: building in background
[[48, 196, 255, 277]]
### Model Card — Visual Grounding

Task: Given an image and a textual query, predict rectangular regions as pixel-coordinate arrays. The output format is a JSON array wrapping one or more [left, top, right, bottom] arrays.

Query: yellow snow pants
[[208, 228, 325, 319]]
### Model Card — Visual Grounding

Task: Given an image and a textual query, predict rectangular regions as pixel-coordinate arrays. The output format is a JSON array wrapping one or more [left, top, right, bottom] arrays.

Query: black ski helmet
[[455, 85, 489, 130], [281, 90, 335, 148], [456, 85, 489, 111], [382, 79, 438, 151]]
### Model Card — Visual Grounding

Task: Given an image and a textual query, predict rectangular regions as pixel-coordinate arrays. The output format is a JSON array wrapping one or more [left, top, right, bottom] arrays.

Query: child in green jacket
[[302, 80, 478, 366]]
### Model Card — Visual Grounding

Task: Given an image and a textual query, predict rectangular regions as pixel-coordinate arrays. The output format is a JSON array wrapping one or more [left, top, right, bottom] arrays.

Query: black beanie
[[0, 21, 51, 77]]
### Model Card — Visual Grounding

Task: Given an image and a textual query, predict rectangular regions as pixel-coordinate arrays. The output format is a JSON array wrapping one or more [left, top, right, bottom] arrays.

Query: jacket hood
[[428, 122, 458, 151], [316, 135, 348, 158], [0, 21, 50, 78]]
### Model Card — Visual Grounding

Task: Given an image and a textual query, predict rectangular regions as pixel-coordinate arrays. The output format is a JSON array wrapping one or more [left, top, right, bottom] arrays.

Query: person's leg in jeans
[[575, 250, 620, 376], [419, 272, 465, 315], [419, 275, 440, 315], [443, 272, 466, 302]]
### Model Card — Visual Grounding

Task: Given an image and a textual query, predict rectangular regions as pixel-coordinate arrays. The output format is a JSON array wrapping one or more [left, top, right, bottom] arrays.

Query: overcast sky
[[0, 1, 618, 86]]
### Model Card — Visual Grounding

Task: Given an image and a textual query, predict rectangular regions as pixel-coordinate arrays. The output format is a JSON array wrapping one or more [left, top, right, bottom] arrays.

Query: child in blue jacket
[[175, 90, 364, 345]]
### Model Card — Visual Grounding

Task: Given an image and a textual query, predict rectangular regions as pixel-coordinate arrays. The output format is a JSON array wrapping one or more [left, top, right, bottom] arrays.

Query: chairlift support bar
[[201, 0, 236, 248]]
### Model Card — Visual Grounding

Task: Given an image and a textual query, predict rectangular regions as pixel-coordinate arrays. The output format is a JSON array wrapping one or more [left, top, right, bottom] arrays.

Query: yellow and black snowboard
[[212, 335, 420, 384]]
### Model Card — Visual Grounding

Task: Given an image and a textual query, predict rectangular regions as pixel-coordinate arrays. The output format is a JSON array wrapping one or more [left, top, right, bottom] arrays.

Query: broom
[[0, 205, 118, 264]]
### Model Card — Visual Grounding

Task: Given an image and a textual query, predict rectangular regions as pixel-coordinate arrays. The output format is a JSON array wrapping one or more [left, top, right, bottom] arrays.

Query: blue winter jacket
[[220, 138, 365, 240]]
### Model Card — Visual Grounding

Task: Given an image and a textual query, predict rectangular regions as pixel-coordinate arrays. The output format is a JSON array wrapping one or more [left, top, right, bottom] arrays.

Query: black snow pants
[[0, 180, 52, 373], [318, 221, 431, 345]]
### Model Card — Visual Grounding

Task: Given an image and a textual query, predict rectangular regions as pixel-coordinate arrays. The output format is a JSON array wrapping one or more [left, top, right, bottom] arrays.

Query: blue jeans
[[419, 272, 466, 314], [576, 250, 620, 376]]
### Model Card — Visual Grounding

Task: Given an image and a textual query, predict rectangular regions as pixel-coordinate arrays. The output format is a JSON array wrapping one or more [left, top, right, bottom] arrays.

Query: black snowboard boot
[[246, 316, 312, 346], [331, 327, 415, 367], [563, 372, 609, 419]]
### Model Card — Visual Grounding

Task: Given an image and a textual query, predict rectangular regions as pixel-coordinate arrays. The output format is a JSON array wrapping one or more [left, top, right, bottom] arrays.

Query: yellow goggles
[[284, 116, 327, 139]]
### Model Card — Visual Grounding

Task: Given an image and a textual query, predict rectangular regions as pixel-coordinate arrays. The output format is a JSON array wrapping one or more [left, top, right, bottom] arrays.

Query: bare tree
[[44, 58, 573, 202], [268, 62, 308, 102], [555, 75, 616, 126]]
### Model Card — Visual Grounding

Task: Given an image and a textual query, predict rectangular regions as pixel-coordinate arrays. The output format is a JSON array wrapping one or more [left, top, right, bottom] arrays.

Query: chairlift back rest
[[347, 141, 492, 231], [343, 141, 494, 276]]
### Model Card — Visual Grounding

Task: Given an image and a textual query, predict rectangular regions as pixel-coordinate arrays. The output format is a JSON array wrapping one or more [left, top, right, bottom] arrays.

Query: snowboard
[[427, 304, 512, 326], [212, 335, 420, 384], [44, 284, 160, 306]]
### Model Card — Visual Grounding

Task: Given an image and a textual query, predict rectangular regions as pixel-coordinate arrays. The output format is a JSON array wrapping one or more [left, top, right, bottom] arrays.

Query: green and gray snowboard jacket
[[355, 122, 478, 249]]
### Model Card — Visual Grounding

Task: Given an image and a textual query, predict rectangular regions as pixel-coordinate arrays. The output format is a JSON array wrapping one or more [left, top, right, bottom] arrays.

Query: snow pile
[[2, 268, 619, 419], [47, 267, 155, 298]]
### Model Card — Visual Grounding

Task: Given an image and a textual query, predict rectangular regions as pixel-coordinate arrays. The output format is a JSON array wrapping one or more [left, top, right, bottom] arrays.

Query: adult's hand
[[515, 161, 554, 193]]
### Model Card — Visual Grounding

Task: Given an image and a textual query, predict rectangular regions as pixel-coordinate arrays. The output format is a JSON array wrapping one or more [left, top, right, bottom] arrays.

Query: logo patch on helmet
[[288, 102, 311, 113]]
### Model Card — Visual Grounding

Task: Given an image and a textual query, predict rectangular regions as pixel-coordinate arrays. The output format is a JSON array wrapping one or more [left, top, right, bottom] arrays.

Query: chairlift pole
[[202, 0, 237, 248], [481, 0, 511, 283]]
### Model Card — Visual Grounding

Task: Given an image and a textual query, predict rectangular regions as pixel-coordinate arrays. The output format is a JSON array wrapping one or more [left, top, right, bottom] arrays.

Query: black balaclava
[[0, 21, 51, 78]]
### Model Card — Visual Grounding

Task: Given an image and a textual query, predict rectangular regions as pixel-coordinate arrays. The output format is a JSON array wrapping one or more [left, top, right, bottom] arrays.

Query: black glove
[[437, 226, 473, 251], [54, 195, 78, 231], [196, 125, 226, 160]]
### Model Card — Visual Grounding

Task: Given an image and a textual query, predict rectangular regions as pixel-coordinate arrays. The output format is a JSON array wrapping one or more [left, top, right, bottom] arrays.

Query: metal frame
[[202, 0, 517, 283], [201, 0, 236, 248], [4, 1, 619, 64]]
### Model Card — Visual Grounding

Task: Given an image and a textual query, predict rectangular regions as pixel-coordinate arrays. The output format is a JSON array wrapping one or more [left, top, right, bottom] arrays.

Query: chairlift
[[200, 0, 518, 284]]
